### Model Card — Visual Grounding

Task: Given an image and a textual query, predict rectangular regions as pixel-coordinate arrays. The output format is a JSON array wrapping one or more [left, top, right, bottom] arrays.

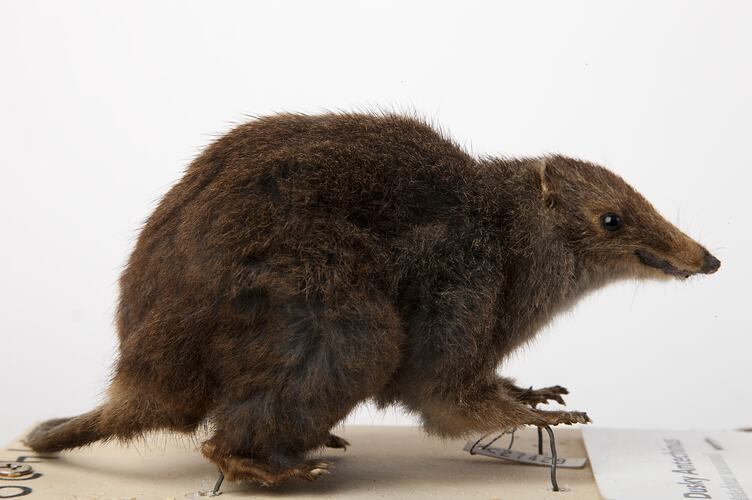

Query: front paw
[[530, 409, 591, 426], [517, 385, 569, 406]]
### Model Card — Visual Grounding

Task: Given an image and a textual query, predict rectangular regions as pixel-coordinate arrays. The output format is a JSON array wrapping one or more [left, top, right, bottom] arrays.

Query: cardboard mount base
[[1, 426, 601, 499]]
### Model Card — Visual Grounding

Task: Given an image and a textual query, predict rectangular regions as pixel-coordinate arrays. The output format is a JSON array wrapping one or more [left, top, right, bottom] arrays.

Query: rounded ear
[[533, 159, 556, 208]]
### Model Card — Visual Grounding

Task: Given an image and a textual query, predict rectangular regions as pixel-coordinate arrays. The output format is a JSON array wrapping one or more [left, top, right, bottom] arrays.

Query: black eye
[[600, 212, 623, 232]]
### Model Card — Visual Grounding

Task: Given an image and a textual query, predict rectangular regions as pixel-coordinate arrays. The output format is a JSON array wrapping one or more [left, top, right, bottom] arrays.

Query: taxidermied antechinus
[[26, 113, 720, 486]]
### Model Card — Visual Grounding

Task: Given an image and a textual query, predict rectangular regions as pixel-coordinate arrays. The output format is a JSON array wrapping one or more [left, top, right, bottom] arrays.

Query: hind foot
[[201, 441, 332, 486], [222, 457, 331, 486], [325, 433, 350, 450], [515, 385, 569, 406]]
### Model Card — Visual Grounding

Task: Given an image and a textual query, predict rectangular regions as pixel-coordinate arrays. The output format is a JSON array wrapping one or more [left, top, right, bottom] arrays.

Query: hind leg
[[203, 289, 403, 486], [201, 391, 343, 486], [201, 438, 332, 485]]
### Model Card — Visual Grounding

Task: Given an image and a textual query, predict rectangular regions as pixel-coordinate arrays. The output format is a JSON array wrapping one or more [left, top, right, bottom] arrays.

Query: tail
[[24, 406, 120, 453]]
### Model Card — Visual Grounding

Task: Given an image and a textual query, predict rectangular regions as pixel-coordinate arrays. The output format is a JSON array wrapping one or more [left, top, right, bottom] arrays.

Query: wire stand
[[210, 471, 224, 496], [470, 426, 561, 492], [543, 426, 559, 491], [537, 427, 544, 454]]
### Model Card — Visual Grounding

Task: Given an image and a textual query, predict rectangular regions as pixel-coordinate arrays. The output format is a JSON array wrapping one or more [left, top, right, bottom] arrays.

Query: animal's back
[[117, 113, 475, 339]]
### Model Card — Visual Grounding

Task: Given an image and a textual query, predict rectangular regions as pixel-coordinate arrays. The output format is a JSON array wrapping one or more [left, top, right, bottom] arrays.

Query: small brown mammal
[[26, 113, 720, 486]]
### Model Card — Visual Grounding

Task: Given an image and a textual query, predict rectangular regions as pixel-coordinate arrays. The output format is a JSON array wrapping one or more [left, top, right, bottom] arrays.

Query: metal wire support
[[531, 399, 544, 455], [469, 433, 490, 454], [470, 426, 559, 492], [480, 428, 516, 451], [543, 426, 559, 492], [537, 426, 544, 455], [507, 428, 516, 450], [210, 471, 225, 496]]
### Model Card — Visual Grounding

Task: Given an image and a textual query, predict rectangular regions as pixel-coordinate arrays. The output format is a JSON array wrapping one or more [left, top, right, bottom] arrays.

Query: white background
[[1, 1, 749, 447]]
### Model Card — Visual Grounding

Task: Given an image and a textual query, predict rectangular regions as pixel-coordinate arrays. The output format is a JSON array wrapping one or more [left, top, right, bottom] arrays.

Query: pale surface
[[1, 426, 601, 499], [583, 428, 752, 500]]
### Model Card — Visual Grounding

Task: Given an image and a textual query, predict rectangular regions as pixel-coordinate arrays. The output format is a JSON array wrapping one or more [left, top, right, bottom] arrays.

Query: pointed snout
[[634, 230, 720, 279], [700, 251, 721, 274]]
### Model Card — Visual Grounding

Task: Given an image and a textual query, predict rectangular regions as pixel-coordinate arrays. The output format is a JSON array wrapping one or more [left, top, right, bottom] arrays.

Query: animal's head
[[535, 155, 720, 284]]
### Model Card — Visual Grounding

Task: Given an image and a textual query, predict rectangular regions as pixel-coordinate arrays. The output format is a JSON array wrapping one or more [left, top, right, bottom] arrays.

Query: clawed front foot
[[515, 385, 569, 406], [529, 409, 591, 427]]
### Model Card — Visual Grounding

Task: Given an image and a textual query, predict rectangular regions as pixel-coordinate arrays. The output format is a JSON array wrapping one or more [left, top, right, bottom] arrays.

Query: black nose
[[700, 251, 721, 274]]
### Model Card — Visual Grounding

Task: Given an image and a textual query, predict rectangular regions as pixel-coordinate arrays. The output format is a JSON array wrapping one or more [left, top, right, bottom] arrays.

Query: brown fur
[[25, 112, 720, 486]]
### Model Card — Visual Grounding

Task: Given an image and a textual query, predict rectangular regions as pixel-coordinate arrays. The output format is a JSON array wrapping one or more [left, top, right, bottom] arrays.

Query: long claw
[[325, 434, 350, 450], [516, 385, 570, 407], [531, 409, 591, 426]]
